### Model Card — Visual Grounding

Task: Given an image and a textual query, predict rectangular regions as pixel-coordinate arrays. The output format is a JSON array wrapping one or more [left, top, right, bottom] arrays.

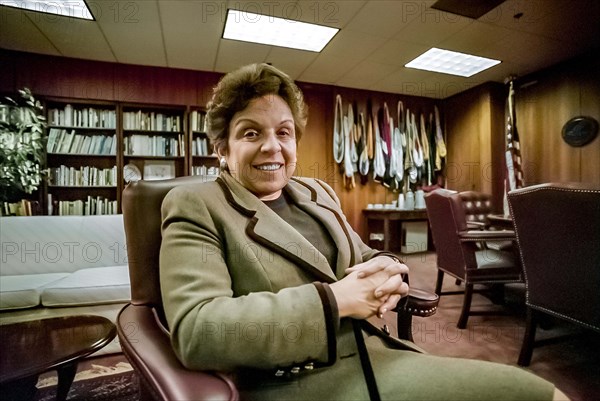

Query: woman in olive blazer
[[159, 63, 557, 401]]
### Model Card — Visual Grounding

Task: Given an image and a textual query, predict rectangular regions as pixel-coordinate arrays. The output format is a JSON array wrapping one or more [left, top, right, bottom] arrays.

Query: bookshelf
[[121, 104, 187, 183], [188, 107, 218, 177], [4, 97, 220, 216], [45, 99, 118, 215]]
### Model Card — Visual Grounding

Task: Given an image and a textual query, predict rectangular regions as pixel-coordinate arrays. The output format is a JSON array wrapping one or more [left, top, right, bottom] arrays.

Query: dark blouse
[[262, 190, 338, 271]]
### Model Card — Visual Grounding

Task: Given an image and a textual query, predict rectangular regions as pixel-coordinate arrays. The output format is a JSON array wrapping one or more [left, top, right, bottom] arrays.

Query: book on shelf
[[47, 130, 115, 155], [52, 196, 118, 216], [48, 105, 116, 128], [190, 110, 207, 132], [1, 199, 42, 216], [123, 110, 182, 132], [125, 134, 181, 157], [49, 165, 117, 187]]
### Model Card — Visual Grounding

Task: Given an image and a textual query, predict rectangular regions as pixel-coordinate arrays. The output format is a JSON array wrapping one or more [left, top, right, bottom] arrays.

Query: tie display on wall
[[333, 95, 446, 192]]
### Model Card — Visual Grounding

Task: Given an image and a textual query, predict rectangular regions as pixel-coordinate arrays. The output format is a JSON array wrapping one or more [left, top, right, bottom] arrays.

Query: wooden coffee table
[[0, 315, 116, 401]]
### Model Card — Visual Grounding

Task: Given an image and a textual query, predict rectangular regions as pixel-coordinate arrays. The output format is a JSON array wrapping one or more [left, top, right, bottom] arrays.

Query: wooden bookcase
[[188, 107, 218, 177], [45, 99, 118, 215], [121, 103, 187, 184], [2, 97, 231, 215]]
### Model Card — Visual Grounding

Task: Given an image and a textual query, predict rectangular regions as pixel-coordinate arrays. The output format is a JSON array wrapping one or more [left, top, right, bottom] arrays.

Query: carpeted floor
[[387, 251, 600, 401], [34, 252, 599, 401]]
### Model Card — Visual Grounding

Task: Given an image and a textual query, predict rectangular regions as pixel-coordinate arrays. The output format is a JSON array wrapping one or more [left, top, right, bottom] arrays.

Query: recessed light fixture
[[0, 0, 94, 20], [222, 9, 339, 52], [405, 48, 501, 77]]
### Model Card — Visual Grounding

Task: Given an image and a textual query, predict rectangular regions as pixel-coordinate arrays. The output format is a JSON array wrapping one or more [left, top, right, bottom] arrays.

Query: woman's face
[[223, 94, 297, 200]]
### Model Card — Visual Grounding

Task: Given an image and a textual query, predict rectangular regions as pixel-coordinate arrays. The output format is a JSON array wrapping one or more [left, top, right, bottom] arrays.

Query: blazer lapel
[[217, 173, 337, 283], [285, 178, 359, 277]]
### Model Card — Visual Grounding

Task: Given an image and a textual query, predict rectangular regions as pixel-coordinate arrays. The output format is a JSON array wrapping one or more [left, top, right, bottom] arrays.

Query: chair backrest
[[122, 176, 210, 308], [458, 191, 493, 227], [425, 189, 476, 277], [508, 182, 600, 331]]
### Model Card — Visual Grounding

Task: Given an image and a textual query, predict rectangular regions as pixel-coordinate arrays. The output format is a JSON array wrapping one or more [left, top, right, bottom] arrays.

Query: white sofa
[[0, 215, 130, 354]]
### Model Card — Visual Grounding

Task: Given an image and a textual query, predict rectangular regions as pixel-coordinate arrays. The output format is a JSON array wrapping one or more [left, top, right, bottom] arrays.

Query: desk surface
[[0, 315, 116, 383], [363, 208, 427, 220]]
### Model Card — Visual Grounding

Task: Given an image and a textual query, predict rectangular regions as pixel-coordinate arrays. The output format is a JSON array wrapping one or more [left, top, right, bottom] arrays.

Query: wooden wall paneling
[[579, 58, 600, 184], [445, 87, 486, 193], [0, 50, 17, 93], [13, 52, 116, 100], [114, 64, 198, 105], [518, 76, 580, 184], [196, 72, 223, 107]]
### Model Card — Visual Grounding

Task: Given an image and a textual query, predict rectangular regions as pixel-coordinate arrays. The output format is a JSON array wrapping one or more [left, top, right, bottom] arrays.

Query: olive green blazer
[[159, 172, 420, 399]]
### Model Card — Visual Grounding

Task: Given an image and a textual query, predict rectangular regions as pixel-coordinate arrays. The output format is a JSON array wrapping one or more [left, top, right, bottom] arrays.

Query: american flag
[[505, 80, 524, 191], [503, 80, 524, 216]]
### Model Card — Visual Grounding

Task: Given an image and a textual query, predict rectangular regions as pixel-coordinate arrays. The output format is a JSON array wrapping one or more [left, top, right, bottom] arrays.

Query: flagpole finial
[[504, 75, 518, 84]]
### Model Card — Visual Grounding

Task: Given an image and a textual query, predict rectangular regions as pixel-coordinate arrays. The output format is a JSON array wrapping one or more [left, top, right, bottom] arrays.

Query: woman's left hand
[[345, 256, 409, 317]]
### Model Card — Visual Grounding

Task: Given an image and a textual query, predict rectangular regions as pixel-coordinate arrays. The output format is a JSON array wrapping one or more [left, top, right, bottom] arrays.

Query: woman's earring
[[219, 156, 228, 172]]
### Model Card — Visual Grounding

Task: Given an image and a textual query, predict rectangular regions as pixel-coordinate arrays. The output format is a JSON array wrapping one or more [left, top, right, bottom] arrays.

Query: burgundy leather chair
[[459, 191, 494, 230], [117, 176, 438, 401], [508, 182, 600, 366], [425, 189, 522, 329]]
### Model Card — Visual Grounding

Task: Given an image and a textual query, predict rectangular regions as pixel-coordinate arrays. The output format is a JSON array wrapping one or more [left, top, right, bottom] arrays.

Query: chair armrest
[[117, 304, 239, 401], [405, 287, 439, 317], [459, 230, 516, 242], [467, 221, 488, 230]]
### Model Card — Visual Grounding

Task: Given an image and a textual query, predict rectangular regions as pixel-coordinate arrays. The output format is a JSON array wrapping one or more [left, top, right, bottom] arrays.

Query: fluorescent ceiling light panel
[[405, 48, 501, 77], [223, 9, 339, 52], [0, 0, 94, 20]]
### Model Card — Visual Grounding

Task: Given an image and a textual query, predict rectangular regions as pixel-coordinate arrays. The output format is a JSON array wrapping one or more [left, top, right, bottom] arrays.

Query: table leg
[[383, 217, 390, 251], [56, 362, 78, 401]]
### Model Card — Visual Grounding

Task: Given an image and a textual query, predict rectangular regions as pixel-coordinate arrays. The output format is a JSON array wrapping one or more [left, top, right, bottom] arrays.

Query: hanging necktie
[[333, 94, 344, 164]]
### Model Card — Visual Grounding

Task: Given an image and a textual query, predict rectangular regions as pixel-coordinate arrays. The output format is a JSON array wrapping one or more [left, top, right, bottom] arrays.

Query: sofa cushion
[[0, 273, 70, 310], [1, 215, 127, 276], [41, 265, 131, 307]]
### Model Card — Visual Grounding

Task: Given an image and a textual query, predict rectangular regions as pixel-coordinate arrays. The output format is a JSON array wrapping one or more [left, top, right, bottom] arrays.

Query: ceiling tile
[[298, 53, 357, 84], [263, 47, 319, 80], [439, 20, 513, 54], [0, 7, 60, 56], [321, 29, 384, 65], [285, 0, 366, 28], [343, 0, 424, 39], [213, 39, 272, 73], [394, 7, 471, 46], [368, 39, 429, 67], [158, 0, 221, 71], [94, 0, 167, 66], [336, 60, 399, 88]]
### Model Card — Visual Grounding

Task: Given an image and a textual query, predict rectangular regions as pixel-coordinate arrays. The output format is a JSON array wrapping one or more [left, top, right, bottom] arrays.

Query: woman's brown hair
[[206, 63, 308, 153]]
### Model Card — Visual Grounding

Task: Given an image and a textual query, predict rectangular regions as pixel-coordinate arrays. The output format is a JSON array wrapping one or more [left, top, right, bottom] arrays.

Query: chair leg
[[435, 270, 444, 295], [457, 283, 474, 329], [396, 310, 414, 342], [518, 307, 538, 366]]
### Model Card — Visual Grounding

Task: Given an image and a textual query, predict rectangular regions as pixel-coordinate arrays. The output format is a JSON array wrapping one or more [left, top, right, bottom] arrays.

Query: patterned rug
[[35, 361, 139, 401]]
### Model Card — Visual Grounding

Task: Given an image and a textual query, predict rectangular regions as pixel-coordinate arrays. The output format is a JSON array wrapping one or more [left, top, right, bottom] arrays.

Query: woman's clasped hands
[[329, 256, 409, 320]]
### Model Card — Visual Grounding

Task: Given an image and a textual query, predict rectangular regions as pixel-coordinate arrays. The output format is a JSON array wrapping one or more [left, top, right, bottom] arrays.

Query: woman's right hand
[[329, 269, 391, 319]]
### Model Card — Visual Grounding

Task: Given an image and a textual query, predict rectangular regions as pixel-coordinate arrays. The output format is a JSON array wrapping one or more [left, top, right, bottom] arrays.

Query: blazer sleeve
[[159, 186, 336, 372], [312, 178, 402, 264]]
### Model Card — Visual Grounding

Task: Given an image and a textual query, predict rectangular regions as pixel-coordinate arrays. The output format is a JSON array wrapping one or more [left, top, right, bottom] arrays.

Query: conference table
[[362, 208, 431, 253]]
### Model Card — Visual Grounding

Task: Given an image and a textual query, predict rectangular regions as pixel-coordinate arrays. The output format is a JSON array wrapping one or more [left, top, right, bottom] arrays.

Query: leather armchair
[[425, 189, 522, 329], [458, 190, 494, 230], [117, 176, 438, 401], [508, 182, 600, 366]]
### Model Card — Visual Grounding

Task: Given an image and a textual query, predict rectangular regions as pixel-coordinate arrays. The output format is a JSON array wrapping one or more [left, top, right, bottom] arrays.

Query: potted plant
[[0, 88, 47, 204]]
